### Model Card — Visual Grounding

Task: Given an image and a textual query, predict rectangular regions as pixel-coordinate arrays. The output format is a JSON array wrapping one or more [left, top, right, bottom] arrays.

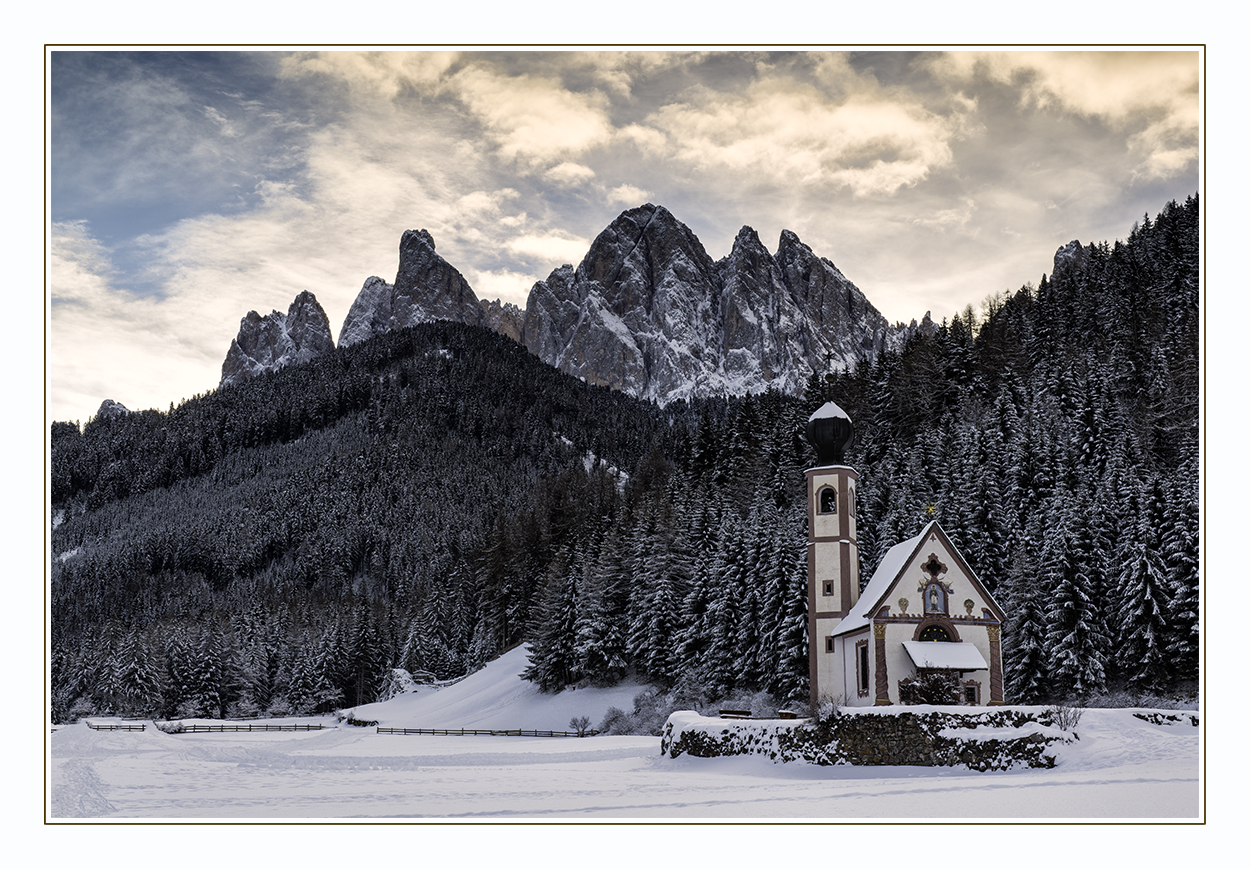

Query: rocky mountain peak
[[574, 203, 715, 299], [1052, 240, 1088, 280], [517, 205, 906, 403], [220, 291, 334, 388], [339, 228, 484, 348], [338, 276, 393, 348], [230, 203, 916, 404], [725, 225, 776, 272], [95, 399, 130, 421]]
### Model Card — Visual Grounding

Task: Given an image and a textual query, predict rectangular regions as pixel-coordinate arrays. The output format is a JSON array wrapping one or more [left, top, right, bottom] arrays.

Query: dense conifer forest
[[49, 195, 1199, 722]]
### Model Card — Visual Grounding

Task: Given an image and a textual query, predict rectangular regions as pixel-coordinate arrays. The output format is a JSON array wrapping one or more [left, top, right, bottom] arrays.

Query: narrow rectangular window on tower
[[825, 636, 835, 653], [823, 581, 835, 596]]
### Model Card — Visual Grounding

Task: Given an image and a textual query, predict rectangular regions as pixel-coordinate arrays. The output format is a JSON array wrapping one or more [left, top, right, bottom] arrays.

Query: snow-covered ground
[[49, 647, 1201, 820]]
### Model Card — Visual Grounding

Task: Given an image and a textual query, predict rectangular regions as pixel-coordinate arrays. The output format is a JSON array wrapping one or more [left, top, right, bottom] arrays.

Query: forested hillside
[[49, 195, 1199, 722]]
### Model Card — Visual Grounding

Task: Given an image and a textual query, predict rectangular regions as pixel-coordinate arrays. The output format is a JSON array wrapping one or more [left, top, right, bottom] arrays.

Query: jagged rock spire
[[220, 290, 334, 388]]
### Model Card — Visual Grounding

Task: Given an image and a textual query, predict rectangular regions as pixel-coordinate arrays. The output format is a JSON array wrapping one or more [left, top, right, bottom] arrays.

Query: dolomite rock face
[[1051, 239, 1090, 282], [220, 290, 335, 388], [481, 298, 525, 344], [328, 204, 922, 403], [338, 275, 395, 348], [520, 204, 721, 398], [519, 203, 911, 403], [94, 399, 130, 420], [339, 229, 484, 347]]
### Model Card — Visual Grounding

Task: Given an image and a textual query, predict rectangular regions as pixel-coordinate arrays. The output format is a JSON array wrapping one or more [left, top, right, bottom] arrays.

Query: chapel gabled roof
[[831, 520, 1006, 637]]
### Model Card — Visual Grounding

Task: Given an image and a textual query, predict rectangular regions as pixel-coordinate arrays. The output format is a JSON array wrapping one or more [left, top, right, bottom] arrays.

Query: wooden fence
[[377, 726, 599, 738], [178, 723, 326, 733], [83, 721, 593, 737]]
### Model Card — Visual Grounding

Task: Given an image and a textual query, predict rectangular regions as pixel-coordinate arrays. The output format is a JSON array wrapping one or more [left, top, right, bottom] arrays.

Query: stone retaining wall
[[661, 708, 1073, 771]]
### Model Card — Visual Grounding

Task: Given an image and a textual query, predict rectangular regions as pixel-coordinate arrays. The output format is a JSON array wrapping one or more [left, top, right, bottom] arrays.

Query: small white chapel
[[805, 400, 1007, 707]]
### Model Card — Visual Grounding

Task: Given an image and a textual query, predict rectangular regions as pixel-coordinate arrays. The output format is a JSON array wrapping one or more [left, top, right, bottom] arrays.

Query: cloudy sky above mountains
[[49, 49, 1201, 424]]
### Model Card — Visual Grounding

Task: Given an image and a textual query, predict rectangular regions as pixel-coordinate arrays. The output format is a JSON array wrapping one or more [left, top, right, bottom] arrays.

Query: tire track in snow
[[51, 758, 115, 818]]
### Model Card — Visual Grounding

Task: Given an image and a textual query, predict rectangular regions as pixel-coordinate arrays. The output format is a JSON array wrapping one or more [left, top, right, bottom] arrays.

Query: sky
[[48, 49, 1201, 424]]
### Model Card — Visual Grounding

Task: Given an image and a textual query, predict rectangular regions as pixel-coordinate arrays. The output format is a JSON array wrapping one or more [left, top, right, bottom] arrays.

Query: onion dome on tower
[[805, 401, 854, 466]]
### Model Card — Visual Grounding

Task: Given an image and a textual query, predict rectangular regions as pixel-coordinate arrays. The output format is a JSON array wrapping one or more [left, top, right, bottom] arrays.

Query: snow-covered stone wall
[[661, 708, 1075, 772]]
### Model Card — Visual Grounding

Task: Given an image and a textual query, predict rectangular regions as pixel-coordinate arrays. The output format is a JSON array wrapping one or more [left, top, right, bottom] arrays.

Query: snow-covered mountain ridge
[[516, 205, 927, 403], [219, 204, 934, 400], [220, 290, 335, 388]]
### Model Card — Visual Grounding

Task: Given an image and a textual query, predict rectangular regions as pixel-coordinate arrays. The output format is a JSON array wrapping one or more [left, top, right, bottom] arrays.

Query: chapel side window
[[855, 640, 870, 696]]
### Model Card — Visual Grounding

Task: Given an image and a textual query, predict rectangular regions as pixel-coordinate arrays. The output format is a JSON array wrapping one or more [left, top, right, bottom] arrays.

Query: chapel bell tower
[[805, 401, 859, 707]]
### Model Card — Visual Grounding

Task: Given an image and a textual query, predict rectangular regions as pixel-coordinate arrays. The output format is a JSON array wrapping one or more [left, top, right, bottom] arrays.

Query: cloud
[[618, 123, 668, 154], [470, 268, 540, 307], [929, 51, 1199, 181], [50, 222, 220, 422], [506, 233, 591, 266], [647, 77, 957, 196], [279, 51, 459, 99], [606, 184, 651, 207], [53, 54, 313, 224], [545, 162, 597, 186], [912, 197, 977, 233], [449, 64, 614, 168], [577, 50, 714, 99]]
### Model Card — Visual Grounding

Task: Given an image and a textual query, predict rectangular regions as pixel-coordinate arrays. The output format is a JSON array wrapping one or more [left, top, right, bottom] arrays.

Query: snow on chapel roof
[[833, 520, 1005, 637], [833, 521, 937, 637]]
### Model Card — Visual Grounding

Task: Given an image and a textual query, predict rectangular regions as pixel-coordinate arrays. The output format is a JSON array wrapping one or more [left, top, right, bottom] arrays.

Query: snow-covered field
[[49, 647, 1201, 821]]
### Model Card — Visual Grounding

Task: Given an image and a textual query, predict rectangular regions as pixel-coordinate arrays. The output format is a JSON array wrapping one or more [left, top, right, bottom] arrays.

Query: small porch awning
[[902, 640, 988, 671]]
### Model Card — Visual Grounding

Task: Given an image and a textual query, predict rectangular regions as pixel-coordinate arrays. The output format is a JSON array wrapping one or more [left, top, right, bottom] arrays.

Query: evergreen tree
[[523, 547, 582, 692], [1043, 489, 1109, 698], [703, 515, 748, 693], [766, 502, 809, 705], [575, 528, 631, 686], [1001, 544, 1048, 703], [348, 602, 386, 705], [110, 629, 162, 717], [184, 629, 227, 718], [1163, 469, 1200, 683], [1113, 536, 1172, 691], [163, 628, 195, 717]]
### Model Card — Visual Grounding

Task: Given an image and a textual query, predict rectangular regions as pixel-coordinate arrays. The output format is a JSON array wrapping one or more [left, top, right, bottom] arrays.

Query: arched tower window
[[818, 486, 837, 514]]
